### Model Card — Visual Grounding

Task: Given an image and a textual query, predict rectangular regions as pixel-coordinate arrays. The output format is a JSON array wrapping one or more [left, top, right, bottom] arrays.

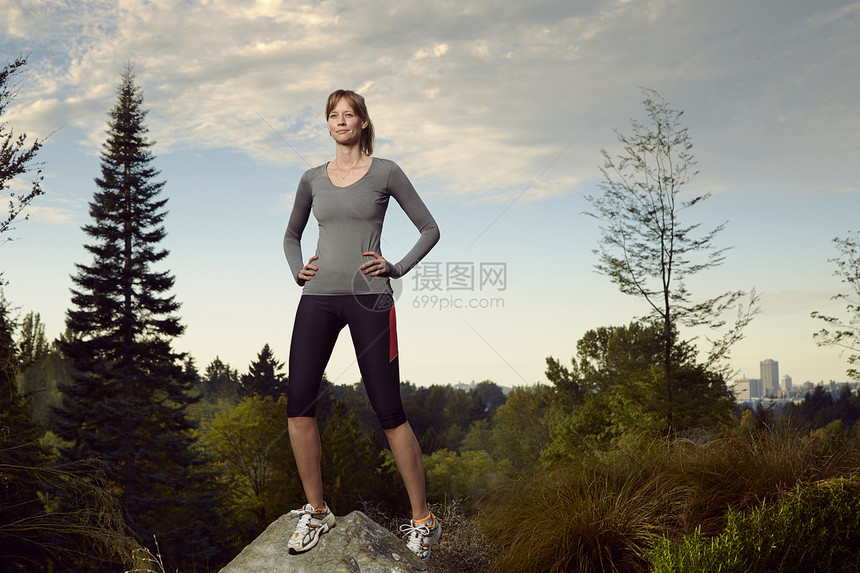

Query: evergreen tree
[[200, 355, 240, 403], [239, 343, 287, 398], [51, 68, 219, 570], [18, 311, 48, 368], [800, 385, 836, 429]]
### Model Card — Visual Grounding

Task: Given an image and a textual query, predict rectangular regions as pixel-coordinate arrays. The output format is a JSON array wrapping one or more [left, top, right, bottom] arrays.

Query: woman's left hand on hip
[[361, 251, 388, 276]]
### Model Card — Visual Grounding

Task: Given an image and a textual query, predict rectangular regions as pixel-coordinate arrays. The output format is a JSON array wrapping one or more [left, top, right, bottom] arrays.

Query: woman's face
[[328, 97, 367, 145]]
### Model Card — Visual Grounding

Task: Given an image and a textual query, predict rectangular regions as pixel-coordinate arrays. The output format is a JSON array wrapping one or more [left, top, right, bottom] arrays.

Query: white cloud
[[21, 204, 79, 224], [2, 0, 858, 205]]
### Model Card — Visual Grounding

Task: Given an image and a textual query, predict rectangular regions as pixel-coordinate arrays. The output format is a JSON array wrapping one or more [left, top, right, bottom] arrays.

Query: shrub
[[648, 476, 860, 573], [673, 429, 860, 536], [478, 431, 860, 573]]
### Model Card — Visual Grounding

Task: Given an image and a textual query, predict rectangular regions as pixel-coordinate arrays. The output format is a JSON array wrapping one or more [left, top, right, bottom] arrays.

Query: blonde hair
[[325, 89, 375, 156]]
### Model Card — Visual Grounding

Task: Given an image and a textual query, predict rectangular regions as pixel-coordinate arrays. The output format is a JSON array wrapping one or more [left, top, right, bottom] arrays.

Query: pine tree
[[200, 355, 240, 403], [18, 311, 48, 368], [239, 343, 287, 398], [51, 68, 220, 569]]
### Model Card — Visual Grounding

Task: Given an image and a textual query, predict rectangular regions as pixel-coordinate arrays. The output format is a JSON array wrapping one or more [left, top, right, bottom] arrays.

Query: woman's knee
[[288, 416, 318, 432]]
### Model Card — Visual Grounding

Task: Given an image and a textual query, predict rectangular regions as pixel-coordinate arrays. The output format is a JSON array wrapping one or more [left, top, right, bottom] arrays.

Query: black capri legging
[[287, 293, 407, 429]]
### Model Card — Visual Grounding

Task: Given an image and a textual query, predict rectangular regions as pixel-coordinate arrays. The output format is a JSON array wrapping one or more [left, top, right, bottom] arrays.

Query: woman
[[282, 89, 441, 561]]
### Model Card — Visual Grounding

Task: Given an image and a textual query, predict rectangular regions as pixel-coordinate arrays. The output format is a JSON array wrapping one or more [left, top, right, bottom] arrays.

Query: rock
[[218, 510, 432, 573]]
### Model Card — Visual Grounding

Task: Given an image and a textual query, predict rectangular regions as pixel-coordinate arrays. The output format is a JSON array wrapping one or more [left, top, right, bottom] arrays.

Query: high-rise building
[[733, 378, 763, 400], [781, 374, 792, 392], [761, 359, 779, 396], [733, 378, 751, 401], [751, 379, 763, 398]]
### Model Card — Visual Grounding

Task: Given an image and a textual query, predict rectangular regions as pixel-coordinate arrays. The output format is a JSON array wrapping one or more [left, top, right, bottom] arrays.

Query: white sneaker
[[287, 503, 336, 554], [400, 513, 441, 562]]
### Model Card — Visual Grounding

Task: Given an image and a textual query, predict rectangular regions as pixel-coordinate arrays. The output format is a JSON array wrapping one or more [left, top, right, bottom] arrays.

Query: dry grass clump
[[479, 431, 860, 573], [362, 498, 498, 573], [675, 429, 860, 536], [0, 455, 142, 570], [425, 499, 499, 573], [480, 439, 684, 573]]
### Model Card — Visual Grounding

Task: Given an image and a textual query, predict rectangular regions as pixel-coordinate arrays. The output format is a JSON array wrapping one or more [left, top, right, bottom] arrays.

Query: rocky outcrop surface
[[219, 510, 431, 573]]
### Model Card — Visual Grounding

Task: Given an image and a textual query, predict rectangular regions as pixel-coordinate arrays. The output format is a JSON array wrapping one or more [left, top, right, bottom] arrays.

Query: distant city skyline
[[734, 356, 848, 388]]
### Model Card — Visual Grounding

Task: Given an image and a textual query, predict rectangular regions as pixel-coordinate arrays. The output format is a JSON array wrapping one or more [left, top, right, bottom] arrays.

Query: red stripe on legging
[[389, 305, 398, 362]]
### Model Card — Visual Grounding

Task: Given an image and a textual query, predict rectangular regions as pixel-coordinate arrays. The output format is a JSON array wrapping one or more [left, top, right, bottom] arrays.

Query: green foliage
[[17, 338, 72, 426], [200, 394, 298, 548], [460, 418, 495, 453], [739, 408, 757, 434], [0, 291, 48, 567], [473, 379, 507, 413], [544, 321, 734, 462], [424, 449, 510, 512], [812, 232, 860, 380], [672, 430, 859, 537], [0, 56, 44, 249], [490, 384, 553, 471], [400, 382, 501, 453], [403, 384, 453, 438], [17, 311, 47, 367], [791, 384, 860, 436], [418, 425, 448, 454], [440, 388, 483, 450], [320, 400, 394, 514], [812, 419, 851, 453], [648, 476, 860, 573]]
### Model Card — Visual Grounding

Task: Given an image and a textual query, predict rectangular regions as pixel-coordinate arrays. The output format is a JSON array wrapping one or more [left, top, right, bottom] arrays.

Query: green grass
[[648, 476, 860, 573]]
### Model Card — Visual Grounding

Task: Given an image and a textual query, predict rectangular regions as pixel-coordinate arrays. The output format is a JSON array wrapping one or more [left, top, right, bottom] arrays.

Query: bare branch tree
[[0, 56, 45, 248], [585, 88, 759, 434], [811, 232, 860, 380]]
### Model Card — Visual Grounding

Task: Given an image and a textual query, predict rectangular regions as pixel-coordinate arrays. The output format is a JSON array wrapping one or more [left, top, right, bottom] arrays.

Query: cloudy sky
[[2, 0, 859, 389]]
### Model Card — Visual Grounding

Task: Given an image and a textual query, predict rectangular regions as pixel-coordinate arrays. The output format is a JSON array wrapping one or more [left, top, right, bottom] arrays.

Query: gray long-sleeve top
[[283, 157, 440, 295]]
